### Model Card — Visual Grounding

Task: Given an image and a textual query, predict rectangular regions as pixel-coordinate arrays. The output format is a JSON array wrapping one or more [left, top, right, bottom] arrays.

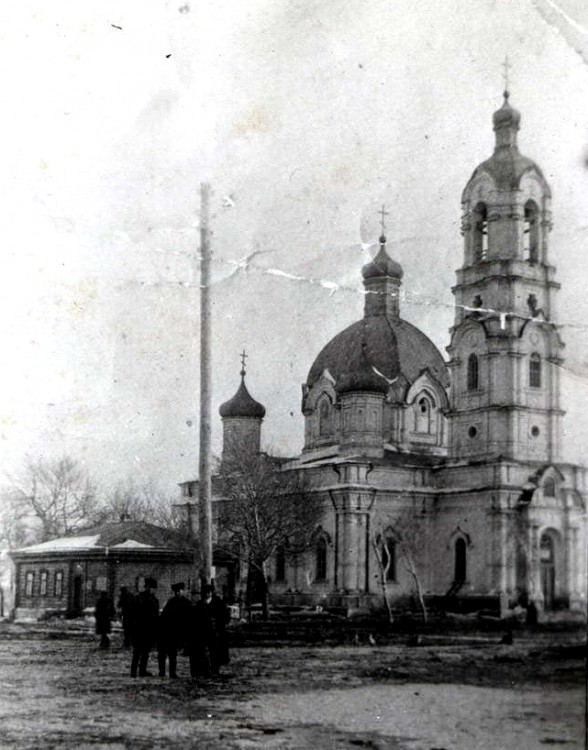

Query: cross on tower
[[378, 204, 389, 239], [240, 349, 248, 378], [502, 56, 511, 96]]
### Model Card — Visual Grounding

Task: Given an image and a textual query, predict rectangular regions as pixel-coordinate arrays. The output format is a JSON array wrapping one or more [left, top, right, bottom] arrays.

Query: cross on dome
[[240, 349, 248, 379], [378, 204, 389, 244], [502, 56, 512, 98]]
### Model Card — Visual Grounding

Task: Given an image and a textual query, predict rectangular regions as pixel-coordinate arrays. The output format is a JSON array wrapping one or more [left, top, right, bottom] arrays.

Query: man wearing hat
[[187, 584, 230, 677], [130, 577, 159, 678], [157, 582, 191, 678]]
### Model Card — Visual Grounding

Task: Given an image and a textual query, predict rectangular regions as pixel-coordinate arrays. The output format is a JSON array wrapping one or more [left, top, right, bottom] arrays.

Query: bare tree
[[0, 488, 35, 550], [9, 456, 97, 542], [216, 448, 322, 619], [373, 505, 430, 623]]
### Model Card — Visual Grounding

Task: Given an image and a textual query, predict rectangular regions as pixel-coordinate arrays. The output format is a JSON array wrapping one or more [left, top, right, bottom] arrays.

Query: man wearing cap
[[157, 582, 191, 678], [130, 577, 159, 678]]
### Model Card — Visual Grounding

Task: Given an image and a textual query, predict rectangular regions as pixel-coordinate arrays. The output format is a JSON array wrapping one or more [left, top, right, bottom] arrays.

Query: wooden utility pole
[[198, 182, 213, 587]]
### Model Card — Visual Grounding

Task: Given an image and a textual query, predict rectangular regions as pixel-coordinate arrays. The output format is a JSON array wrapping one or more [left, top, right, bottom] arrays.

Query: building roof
[[219, 377, 266, 418], [307, 314, 449, 393], [361, 241, 404, 280], [12, 521, 191, 556]]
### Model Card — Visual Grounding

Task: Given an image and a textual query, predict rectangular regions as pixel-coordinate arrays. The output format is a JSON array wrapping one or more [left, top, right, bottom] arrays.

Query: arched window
[[540, 533, 554, 563], [318, 398, 332, 437], [543, 477, 556, 497], [529, 353, 541, 388], [415, 395, 435, 434], [523, 200, 539, 263], [382, 536, 397, 582], [315, 538, 327, 582], [467, 353, 479, 391], [275, 546, 286, 582], [473, 202, 488, 262], [454, 538, 467, 583]]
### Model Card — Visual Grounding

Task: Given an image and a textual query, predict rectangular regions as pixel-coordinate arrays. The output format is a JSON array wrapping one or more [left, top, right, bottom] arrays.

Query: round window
[[531, 426, 540, 437], [468, 426, 477, 438]]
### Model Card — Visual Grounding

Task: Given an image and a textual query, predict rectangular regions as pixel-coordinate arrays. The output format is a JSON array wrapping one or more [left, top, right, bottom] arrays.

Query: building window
[[523, 200, 539, 263], [529, 353, 541, 388], [25, 572, 34, 597], [318, 398, 332, 437], [54, 571, 64, 598], [539, 533, 554, 563], [543, 477, 556, 497], [467, 354, 479, 391], [315, 538, 327, 582], [382, 536, 397, 582], [473, 202, 488, 262], [275, 546, 286, 583], [455, 538, 467, 583], [40, 571, 48, 597], [415, 395, 434, 434]]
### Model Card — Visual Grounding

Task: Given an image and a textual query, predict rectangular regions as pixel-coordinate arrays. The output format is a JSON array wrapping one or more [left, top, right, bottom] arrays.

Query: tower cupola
[[492, 91, 521, 149], [362, 232, 403, 319], [219, 353, 265, 469]]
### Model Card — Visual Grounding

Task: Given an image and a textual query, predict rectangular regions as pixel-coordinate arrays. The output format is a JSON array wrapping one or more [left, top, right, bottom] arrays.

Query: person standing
[[95, 591, 115, 649], [188, 584, 230, 677], [209, 588, 231, 671], [157, 582, 191, 678], [130, 577, 159, 677], [117, 586, 135, 648], [188, 585, 216, 678]]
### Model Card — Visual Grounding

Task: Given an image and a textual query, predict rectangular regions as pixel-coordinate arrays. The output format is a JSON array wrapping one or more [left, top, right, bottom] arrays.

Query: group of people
[[95, 579, 231, 679]]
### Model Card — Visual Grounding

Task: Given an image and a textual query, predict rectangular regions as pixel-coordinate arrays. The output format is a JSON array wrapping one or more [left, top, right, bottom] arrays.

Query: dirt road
[[0, 626, 584, 749]]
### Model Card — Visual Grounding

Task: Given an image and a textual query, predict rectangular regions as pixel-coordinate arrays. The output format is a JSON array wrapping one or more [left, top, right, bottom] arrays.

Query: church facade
[[207, 93, 587, 616]]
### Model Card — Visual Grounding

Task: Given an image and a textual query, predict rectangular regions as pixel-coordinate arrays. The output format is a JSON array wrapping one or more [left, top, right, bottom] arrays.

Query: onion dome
[[219, 374, 266, 419], [492, 91, 521, 132], [362, 237, 404, 280], [335, 341, 390, 395]]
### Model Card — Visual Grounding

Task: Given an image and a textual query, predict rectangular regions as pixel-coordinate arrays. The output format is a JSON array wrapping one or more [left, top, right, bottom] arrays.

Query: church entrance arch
[[539, 532, 556, 609]]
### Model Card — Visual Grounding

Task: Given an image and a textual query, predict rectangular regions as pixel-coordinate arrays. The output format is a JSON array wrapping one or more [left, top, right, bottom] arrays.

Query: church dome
[[219, 378, 266, 418], [335, 342, 390, 395], [307, 315, 449, 395], [463, 92, 551, 197], [362, 241, 404, 280], [492, 91, 521, 130]]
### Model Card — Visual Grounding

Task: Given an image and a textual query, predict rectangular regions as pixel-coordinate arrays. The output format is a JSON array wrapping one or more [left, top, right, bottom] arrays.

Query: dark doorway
[[72, 575, 83, 612]]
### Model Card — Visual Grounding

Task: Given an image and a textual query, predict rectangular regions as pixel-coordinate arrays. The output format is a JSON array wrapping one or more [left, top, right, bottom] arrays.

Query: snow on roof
[[15, 535, 101, 553], [111, 539, 153, 549]]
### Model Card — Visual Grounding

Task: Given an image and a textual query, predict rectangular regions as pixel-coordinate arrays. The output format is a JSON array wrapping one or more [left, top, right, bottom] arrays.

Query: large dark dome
[[307, 315, 449, 392]]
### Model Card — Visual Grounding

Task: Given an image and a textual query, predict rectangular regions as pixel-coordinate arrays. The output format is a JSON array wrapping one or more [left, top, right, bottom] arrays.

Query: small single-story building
[[10, 521, 197, 620]]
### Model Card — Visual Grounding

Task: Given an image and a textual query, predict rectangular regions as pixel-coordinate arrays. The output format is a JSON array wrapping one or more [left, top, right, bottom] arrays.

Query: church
[[186, 91, 587, 617]]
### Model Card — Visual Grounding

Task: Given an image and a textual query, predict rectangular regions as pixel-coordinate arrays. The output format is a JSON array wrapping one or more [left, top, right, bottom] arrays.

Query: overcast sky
[[0, 0, 587, 495]]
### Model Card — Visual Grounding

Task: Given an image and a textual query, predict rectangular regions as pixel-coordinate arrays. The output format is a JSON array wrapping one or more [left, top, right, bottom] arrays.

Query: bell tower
[[447, 90, 564, 463]]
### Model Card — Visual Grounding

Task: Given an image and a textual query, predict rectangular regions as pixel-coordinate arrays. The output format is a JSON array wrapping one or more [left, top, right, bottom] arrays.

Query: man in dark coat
[[130, 577, 159, 677], [117, 586, 135, 648], [157, 582, 191, 678], [209, 589, 231, 670], [95, 591, 115, 649], [188, 584, 231, 677]]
